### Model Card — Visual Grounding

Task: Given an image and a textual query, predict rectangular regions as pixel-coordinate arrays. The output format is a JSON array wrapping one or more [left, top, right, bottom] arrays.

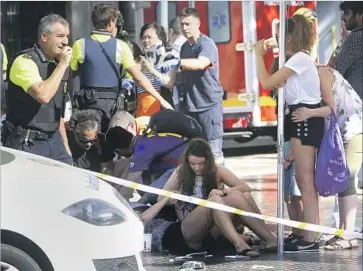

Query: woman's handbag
[[315, 108, 350, 197]]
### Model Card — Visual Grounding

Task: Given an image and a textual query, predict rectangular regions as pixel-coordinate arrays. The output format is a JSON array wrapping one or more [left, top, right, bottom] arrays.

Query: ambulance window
[[207, 1, 231, 44], [156, 2, 177, 24]]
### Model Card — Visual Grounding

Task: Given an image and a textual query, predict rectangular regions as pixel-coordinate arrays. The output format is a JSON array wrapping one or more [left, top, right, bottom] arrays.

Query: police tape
[[88, 171, 363, 240]]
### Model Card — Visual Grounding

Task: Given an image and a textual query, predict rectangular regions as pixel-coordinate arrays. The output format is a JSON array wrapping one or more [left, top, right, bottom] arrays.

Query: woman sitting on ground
[[152, 138, 277, 256]]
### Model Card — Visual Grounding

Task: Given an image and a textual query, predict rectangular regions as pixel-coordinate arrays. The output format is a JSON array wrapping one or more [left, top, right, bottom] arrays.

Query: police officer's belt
[[3, 120, 55, 140]]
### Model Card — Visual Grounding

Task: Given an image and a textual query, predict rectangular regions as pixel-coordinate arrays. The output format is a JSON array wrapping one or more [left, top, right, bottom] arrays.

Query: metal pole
[[133, 1, 144, 44], [188, 1, 195, 8], [160, 0, 168, 31], [277, 0, 287, 258]]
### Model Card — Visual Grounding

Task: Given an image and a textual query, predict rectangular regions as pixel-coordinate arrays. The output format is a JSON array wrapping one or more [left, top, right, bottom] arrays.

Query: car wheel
[[1, 244, 42, 271]]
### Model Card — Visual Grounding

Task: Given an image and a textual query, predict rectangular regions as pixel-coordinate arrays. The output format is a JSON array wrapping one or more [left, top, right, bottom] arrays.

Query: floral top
[[322, 66, 362, 143]]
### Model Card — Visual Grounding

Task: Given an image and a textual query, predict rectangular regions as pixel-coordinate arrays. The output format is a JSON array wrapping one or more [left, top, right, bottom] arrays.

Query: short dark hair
[[179, 8, 200, 19], [340, 1, 363, 16], [168, 17, 182, 35], [92, 4, 120, 30]]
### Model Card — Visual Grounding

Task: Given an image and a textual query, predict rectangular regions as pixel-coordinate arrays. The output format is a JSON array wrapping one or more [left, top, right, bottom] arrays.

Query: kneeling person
[[68, 109, 115, 173]]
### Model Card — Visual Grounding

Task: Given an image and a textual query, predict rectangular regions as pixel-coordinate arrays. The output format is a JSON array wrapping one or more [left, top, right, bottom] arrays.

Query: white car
[[1, 147, 145, 271]]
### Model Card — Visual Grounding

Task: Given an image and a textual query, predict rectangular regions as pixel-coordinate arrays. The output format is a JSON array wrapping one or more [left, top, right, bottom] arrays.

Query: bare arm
[[179, 56, 212, 71], [157, 168, 181, 202], [256, 54, 296, 90], [140, 56, 177, 88], [217, 165, 251, 193], [59, 118, 71, 156], [28, 47, 72, 104], [140, 197, 170, 225]]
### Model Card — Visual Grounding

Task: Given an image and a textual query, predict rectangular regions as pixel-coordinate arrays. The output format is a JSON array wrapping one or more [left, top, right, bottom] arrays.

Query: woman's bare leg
[[223, 191, 277, 248], [291, 138, 319, 242], [208, 195, 254, 253], [181, 205, 214, 250], [285, 195, 304, 236]]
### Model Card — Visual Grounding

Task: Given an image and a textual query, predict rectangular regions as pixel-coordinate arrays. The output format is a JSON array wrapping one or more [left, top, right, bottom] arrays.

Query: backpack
[[143, 110, 204, 139]]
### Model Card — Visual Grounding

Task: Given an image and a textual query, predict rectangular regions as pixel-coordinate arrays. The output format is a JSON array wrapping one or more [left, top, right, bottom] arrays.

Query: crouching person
[[67, 109, 115, 172], [156, 138, 277, 255], [105, 110, 141, 201]]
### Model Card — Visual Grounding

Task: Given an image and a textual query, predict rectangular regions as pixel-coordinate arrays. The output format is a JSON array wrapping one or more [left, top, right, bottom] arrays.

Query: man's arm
[[59, 117, 72, 156], [10, 47, 73, 104], [179, 56, 212, 71], [179, 40, 216, 71]]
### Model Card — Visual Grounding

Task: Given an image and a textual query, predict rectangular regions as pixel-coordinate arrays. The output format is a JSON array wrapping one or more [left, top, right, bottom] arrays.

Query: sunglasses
[[78, 136, 98, 144]]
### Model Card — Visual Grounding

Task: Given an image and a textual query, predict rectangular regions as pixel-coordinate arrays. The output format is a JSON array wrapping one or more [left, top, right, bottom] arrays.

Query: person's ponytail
[[290, 14, 316, 54]]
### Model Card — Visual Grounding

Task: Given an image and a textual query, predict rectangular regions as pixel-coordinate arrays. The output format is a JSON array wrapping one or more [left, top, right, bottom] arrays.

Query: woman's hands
[[140, 56, 155, 74], [208, 188, 227, 198], [291, 107, 313, 122]]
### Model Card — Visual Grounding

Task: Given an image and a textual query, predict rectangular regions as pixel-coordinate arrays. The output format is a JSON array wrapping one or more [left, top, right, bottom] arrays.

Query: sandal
[[239, 249, 259, 257], [324, 238, 358, 251], [325, 235, 340, 246]]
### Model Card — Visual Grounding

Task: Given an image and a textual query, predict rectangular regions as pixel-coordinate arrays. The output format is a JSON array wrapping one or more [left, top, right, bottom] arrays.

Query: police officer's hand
[[59, 46, 73, 66]]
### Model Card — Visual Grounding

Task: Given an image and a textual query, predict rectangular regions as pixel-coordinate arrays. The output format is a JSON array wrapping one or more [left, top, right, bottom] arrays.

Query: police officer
[[2, 14, 73, 165], [71, 4, 173, 132]]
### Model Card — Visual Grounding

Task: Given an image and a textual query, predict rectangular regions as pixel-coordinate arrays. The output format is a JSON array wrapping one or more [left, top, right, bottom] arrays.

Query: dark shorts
[[162, 222, 218, 256], [284, 103, 325, 149], [186, 102, 224, 141]]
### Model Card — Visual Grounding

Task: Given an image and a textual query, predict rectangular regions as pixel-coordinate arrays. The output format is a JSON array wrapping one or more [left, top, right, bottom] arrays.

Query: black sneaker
[[284, 238, 319, 253], [284, 233, 303, 245]]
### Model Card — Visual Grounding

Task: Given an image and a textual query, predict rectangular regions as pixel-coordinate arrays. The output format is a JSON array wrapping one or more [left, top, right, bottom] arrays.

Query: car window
[[207, 1, 231, 44]]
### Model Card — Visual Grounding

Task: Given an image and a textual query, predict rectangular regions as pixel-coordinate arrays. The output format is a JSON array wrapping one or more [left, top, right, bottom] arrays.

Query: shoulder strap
[[94, 37, 122, 91]]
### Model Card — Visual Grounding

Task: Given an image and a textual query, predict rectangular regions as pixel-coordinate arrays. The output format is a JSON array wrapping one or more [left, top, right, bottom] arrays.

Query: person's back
[[70, 4, 136, 131]]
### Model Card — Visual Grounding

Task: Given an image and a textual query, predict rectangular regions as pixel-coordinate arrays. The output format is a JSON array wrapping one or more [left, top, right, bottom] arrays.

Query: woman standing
[[255, 14, 323, 253], [291, 64, 362, 250], [137, 23, 177, 117]]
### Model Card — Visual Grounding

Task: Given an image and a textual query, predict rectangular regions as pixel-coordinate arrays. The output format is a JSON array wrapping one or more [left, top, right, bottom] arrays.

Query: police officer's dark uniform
[[1, 44, 73, 165], [71, 22, 136, 133]]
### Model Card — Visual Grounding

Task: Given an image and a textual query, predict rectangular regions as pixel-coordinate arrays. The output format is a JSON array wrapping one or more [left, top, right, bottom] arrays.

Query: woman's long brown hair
[[177, 139, 218, 199], [287, 14, 316, 54]]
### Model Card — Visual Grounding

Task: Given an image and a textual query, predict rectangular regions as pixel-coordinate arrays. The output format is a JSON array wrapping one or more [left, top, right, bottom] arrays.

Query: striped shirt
[[335, 26, 363, 99], [135, 57, 179, 94]]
